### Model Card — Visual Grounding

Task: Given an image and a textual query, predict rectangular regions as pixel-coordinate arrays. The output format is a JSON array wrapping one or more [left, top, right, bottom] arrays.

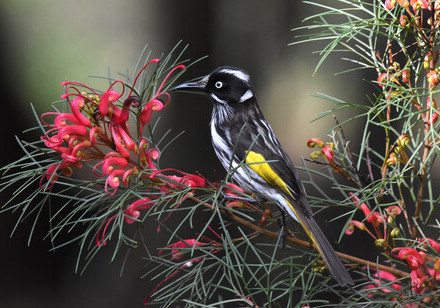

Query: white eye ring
[[215, 81, 223, 89]]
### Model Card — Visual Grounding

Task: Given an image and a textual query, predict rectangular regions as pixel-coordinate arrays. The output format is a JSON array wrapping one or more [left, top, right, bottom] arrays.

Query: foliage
[[292, 0, 440, 306], [4, 1, 440, 306]]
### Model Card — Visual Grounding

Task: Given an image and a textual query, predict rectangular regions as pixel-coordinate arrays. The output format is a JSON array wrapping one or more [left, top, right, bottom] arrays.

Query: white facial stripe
[[220, 69, 250, 83], [239, 89, 254, 103], [210, 93, 228, 104], [198, 75, 209, 87]]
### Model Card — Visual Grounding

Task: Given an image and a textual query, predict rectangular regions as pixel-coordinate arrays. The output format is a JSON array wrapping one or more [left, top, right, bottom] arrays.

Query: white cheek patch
[[239, 89, 254, 103], [210, 93, 228, 105]]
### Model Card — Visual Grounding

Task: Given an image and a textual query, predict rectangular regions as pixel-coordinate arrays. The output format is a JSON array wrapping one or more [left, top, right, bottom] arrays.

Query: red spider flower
[[307, 137, 336, 167], [124, 197, 155, 224], [40, 59, 185, 195], [363, 269, 402, 298], [346, 193, 402, 245], [145, 236, 222, 305], [392, 239, 440, 294]]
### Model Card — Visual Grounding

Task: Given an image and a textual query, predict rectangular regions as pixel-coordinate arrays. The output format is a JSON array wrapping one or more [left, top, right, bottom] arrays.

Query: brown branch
[[187, 194, 410, 280]]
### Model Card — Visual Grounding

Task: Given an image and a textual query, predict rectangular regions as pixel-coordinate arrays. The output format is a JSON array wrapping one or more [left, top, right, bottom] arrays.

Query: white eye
[[215, 81, 223, 89]]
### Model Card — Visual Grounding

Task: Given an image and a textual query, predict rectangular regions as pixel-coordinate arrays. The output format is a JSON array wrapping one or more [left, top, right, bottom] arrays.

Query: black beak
[[171, 79, 207, 93]]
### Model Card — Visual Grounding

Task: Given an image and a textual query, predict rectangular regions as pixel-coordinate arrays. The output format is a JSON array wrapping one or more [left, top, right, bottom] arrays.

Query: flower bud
[[313, 261, 325, 273], [390, 227, 400, 238], [400, 0, 410, 8], [427, 97, 437, 109], [401, 69, 410, 83], [387, 215, 395, 224], [386, 153, 398, 166], [62, 167, 73, 177], [396, 134, 410, 149], [375, 239, 386, 247], [310, 151, 322, 159], [377, 73, 388, 87], [307, 137, 325, 148], [424, 54, 432, 70], [427, 71, 439, 87], [385, 0, 396, 9], [386, 205, 402, 218], [345, 220, 366, 235], [400, 15, 408, 27], [435, 258, 440, 271]]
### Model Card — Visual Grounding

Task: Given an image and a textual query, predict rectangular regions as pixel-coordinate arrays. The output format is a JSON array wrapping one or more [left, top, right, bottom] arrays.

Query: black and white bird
[[173, 66, 353, 287]]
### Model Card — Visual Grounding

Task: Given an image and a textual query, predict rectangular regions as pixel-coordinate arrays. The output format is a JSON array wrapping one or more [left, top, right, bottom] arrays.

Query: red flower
[[392, 247, 426, 269], [307, 138, 336, 167], [145, 237, 222, 304], [364, 270, 402, 297], [306, 137, 325, 148], [41, 59, 185, 196], [377, 72, 388, 86], [418, 237, 440, 253], [124, 197, 154, 224], [345, 220, 366, 235], [99, 89, 121, 116]]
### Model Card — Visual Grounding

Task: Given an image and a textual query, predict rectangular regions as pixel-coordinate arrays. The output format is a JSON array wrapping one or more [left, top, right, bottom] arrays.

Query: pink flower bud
[[345, 220, 366, 235], [377, 73, 388, 87], [386, 205, 402, 217], [401, 69, 410, 83], [307, 137, 325, 148], [385, 0, 396, 9], [400, 15, 408, 27], [427, 71, 439, 87]]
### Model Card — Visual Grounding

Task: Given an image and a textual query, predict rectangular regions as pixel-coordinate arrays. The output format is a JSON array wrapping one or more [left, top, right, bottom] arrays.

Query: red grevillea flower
[[150, 168, 207, 189], [307, 138, 336, 167], [145, 236, 222, 305], [392, 248, 426, 269], [40, 60, 185, 195], [39, 60, 218, 251], [124, 197, 154, 224], [223, 183, 247, 198], [364, 270, 402, 297], [345, 220, 366, 235], [385, 0, 431, 10], [392, 239, 440, 294], [346, 193, 402, 243]]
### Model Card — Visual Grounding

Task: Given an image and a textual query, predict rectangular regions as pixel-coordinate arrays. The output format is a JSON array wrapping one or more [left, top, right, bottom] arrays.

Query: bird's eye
[[215, 81, 223, 89]]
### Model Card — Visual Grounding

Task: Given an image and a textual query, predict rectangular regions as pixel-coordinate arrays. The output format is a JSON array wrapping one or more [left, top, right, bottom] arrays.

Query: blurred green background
[[0, 0, 366, 307]]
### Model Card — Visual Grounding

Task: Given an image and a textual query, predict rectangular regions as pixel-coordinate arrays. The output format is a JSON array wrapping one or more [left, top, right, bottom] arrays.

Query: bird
[[172, 66, 353, 287]]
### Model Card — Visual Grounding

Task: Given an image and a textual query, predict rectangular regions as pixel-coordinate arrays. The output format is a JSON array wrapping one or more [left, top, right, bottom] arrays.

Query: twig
[[365, 138, 374, 183], [188, 194, 411, 279]]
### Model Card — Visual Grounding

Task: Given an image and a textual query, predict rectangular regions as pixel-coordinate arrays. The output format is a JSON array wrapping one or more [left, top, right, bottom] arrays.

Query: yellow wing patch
[[245, 151, 293, 199]]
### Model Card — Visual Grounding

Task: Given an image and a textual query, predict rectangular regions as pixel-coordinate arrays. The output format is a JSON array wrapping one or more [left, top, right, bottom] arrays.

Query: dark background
[[0, 1, 366, 307]]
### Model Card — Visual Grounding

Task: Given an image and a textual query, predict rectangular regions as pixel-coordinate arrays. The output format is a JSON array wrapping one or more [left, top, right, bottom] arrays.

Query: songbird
[[172, 66, 353, 286]]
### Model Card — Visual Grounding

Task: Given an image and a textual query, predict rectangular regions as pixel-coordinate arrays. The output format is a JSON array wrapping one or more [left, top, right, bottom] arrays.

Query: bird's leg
[[275, 208, 295, 250], [277, 210, 287, 249]]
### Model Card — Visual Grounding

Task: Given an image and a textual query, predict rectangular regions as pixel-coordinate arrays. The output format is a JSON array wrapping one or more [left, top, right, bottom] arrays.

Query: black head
[[172, 66, 255, 105]]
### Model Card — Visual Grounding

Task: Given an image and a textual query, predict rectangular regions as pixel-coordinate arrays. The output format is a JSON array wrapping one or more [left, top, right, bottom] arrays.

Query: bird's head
[[172, 66, 255, 105]]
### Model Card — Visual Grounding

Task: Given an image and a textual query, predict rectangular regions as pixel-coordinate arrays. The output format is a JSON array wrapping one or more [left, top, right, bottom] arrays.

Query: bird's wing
[[230, 121, 312, 218]]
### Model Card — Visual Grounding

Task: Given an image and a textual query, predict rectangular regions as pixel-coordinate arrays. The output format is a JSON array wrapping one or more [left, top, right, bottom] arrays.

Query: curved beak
[[171, 78, 208, 93]]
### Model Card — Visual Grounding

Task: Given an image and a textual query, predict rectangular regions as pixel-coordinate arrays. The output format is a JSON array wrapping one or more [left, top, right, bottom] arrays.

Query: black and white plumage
[[172, 66, 353, 287]]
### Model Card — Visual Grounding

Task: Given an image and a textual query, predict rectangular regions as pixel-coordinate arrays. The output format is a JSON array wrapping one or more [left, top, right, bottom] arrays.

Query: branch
[[187, 194, 411, 280]]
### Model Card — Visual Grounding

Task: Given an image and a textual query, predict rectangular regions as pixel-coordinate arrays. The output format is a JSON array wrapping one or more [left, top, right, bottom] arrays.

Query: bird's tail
[[299, 214, 354, 287]]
